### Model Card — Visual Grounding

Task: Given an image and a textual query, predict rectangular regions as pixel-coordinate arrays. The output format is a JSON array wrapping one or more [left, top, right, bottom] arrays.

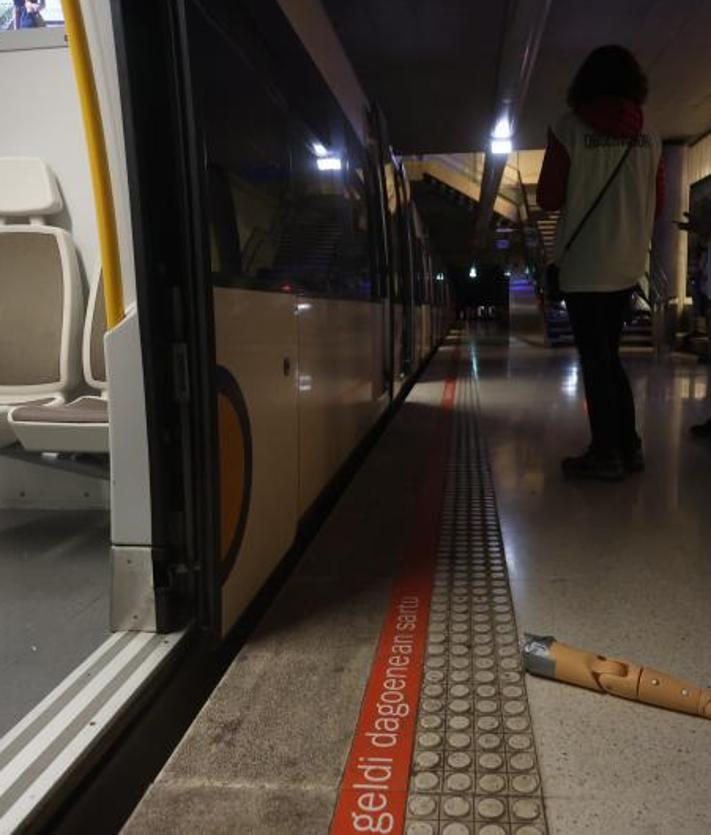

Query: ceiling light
[[491, 138, 512, 155], [493, 116, 512, 139], [490, 115, 513, 154], [317, 157, 342, 171], [312, 142, 328, 157]]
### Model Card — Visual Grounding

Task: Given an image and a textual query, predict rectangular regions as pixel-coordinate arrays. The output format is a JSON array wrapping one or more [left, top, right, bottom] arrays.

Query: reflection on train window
[[412, 233, 425, 304], [384, 164, 403, 302], [288, 132, 373, 300], [189, 0, 290, 291], [0, 0, 63, 30], [190, 0, 374, 301]]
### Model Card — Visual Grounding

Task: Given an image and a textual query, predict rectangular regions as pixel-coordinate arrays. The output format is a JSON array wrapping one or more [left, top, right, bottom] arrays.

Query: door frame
[[111, 0, 220, 633]]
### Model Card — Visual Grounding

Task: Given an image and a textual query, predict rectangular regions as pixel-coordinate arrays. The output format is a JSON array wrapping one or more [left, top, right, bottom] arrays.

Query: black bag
[[545, 140, 635, 301]]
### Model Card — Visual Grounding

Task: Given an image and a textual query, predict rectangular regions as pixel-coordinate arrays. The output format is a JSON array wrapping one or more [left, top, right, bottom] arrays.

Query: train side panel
[[213, 288, 299, 633], [297, 297, 387, 514]]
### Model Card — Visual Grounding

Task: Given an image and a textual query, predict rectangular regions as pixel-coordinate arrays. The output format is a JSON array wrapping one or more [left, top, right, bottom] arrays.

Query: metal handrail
[[516, 169, 548, 271], [62, 0, 125, 329]]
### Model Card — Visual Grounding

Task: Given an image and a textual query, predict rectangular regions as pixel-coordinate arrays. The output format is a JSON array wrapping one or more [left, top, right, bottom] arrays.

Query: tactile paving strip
[[404, 354, 548, 835]]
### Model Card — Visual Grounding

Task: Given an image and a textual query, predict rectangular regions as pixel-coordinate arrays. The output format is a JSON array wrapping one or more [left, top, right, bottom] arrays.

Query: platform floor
[[477, 334, 711, 833], [0, 509, 110, 736], [124, 329, 711, 835]]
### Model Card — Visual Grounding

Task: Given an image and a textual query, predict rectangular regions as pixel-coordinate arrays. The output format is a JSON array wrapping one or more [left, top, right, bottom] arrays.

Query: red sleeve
[[655, 155, 665, 219], [536, 127, 570, 211]]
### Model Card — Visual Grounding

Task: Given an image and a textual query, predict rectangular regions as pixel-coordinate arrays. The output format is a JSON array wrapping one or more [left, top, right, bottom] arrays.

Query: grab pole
[[61, 0, 125, 329]]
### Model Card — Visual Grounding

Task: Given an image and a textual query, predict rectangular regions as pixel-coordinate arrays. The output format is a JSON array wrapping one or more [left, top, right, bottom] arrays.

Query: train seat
[[0, 157, 83, 447], [10, 266, 109, 454]]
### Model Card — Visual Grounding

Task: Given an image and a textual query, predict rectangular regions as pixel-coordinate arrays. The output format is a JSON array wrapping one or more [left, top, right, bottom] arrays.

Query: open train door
[[115, 0, 300, 639], [395, 162, 416, 379]]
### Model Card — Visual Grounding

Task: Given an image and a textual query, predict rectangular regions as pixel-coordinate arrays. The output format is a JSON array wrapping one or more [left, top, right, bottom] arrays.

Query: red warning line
[[330, 342, 459, 835]]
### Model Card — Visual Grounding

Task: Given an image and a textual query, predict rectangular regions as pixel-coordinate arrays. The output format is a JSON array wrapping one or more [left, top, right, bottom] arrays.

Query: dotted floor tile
[[405, 357, 548, 835]]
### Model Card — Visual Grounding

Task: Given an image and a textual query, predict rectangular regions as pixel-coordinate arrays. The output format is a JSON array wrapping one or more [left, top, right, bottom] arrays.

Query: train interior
[[0, 16, 104, 737], [0, 4, 157, 748]]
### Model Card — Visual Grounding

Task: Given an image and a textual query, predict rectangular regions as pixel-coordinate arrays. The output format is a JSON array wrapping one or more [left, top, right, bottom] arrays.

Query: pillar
[[652, 142, 689, 330]]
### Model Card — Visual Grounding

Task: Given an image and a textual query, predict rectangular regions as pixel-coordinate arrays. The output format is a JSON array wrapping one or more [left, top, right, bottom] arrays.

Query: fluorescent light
[[317, 157, 342, 171], [493, 116, 512, 139], [312, 142, 328, 157], [490, 138, 512, 155], [490, 114, 513, 154]]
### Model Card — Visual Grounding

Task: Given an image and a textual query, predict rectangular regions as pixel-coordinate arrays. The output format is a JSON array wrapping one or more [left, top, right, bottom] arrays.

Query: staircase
[[523, 183, 558, 262]]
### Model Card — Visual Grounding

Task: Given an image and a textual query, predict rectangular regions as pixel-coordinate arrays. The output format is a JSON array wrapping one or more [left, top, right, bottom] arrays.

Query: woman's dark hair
[[567, 45, 648, 108]]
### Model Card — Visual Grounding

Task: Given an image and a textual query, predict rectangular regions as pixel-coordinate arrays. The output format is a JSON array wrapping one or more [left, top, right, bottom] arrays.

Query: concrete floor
[[124, 331, 711, 835], [123, 349, 459, 835], [476, 334, 711, 834], [0, 509, 111, 736]]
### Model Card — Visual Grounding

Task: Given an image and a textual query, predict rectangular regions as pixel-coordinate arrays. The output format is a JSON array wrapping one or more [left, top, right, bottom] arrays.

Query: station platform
[[124, 328, 711, 835]]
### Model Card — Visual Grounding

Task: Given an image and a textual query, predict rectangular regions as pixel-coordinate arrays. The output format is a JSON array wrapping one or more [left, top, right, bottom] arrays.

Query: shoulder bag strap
[[561, 139, 636, 256]]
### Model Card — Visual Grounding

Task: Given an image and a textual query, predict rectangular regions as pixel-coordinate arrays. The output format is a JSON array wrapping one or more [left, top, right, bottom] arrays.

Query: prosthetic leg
[[523, 634, 711, 719]]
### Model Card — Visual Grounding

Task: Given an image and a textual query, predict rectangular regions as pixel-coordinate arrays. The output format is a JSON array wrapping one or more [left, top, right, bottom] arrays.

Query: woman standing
[[537, 45, 664, 481]]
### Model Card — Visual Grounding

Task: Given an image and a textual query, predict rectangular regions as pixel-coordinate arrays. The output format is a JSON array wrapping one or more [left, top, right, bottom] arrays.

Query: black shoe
[[561, 449, 625, 481], [690, 418, 711, 438]]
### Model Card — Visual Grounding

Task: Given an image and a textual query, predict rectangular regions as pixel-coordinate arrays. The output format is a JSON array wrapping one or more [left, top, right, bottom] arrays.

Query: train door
[[395, 165, 415, 377], [0, 2, 167, 723], [172, 1, 301, 637], [369, 107, 398, 396], [382, 156, 405, 392], [0, 5, 199, 827], [369, 147, 393, 403], [121, 0, 390, 640]]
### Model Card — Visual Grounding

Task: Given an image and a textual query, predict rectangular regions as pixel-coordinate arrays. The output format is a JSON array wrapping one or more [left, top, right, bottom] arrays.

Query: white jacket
[[553, 111, 661, 293]]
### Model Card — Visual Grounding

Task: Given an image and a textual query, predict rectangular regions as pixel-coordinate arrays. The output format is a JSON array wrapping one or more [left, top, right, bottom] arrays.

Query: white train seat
[[0, 158, 83, 447], [10, 268, 109, 454]]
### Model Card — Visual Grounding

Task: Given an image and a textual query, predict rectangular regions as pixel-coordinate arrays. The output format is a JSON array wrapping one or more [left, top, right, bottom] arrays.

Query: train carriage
[[0, 1, 451, 829]]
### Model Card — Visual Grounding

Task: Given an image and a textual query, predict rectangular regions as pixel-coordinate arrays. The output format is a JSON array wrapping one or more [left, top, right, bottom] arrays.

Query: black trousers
[[565, 289, 639, 456]]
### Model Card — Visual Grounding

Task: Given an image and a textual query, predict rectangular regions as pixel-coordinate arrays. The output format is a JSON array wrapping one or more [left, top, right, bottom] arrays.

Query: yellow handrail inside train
[[61, 0, 125, 329]]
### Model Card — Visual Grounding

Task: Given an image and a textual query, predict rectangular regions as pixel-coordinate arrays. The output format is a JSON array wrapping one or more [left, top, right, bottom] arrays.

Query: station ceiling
[[324, 0, 711, 154]]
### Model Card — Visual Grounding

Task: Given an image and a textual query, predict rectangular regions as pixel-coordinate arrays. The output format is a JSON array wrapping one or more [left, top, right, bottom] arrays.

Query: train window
[[189, 4, 373, 298], [337, 139, 375, 300], [189, 1, 375, 301], [287, 128, 342, 297], [0, 0, 63, 31], [204, 115, 291, 291], [288, 132, 374, 301], [259, 117, 374, 301], [189, 2, 291, 290]]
